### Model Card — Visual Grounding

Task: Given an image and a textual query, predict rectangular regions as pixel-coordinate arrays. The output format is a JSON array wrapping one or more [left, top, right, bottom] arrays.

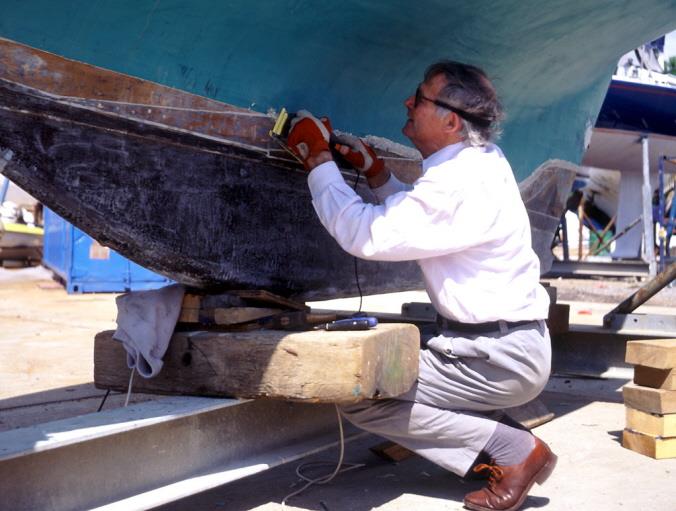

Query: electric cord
[[96, 389, 111, 412], [96, 367, 135, 412], [281, 404, 365, 507], [124, 367, 135, 407], [279, 168, 368, 507]]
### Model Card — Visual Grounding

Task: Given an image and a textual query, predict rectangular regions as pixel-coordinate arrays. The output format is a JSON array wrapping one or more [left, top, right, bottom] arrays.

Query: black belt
[[436, 316, 537, 334]]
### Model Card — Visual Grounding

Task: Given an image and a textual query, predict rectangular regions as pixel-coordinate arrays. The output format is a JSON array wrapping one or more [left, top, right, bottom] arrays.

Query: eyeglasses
[[414, 85, 490, 128]]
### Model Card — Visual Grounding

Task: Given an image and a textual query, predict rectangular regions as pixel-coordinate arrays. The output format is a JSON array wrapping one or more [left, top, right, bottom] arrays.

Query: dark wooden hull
[[0, 39, 573, 300]]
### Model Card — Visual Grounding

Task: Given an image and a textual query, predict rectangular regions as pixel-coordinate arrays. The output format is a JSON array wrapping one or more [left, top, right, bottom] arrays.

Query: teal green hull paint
[[1, 1, 675, 180]]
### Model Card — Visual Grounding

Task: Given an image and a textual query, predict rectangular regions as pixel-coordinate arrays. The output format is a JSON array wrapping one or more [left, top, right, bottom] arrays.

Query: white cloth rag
[[113, 284, 185, 378]]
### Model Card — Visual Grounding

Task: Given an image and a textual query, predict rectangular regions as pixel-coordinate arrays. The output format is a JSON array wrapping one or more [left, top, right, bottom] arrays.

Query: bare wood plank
[[622, 429, 676, 459], [625, 406, 676, 437], [230, 290, 309, 311], [625, 339, 676, 369], [206, 307, 281, 325], [623, 383, 676, 414], [634, 365, 676, 390], [94, 323, 419, 403]]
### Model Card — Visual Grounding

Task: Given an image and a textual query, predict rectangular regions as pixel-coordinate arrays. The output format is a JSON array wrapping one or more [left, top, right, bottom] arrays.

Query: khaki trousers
[[340, 320, 551, 476]]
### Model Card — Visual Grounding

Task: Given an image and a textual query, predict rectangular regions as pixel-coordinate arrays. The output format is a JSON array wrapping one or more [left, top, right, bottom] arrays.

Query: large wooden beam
[[94, 324, 420, 403]]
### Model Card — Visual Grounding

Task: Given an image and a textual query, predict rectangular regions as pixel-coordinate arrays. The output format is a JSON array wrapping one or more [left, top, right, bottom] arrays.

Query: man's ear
[[445, 112, 464, 134]]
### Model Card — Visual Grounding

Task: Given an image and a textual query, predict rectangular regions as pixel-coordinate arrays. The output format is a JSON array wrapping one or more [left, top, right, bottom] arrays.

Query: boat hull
[[0, 39, 574, 300], [0, 85, 425, 299]]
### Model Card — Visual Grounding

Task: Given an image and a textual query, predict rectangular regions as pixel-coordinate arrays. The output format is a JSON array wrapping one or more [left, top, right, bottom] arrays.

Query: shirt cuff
[[307, 160, 344, 196]]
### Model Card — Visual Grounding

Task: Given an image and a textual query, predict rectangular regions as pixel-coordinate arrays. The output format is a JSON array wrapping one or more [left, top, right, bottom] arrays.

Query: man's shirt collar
[[422, 141, 468, 173]]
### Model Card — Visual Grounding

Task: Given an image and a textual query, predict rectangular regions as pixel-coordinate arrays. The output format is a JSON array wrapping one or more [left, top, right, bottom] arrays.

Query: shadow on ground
[[155, 432, 552, 511]]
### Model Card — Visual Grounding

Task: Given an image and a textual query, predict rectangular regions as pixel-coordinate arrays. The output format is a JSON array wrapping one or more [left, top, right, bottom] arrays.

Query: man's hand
[[287, 110, 333, 171], [333, 134, 385, 178]]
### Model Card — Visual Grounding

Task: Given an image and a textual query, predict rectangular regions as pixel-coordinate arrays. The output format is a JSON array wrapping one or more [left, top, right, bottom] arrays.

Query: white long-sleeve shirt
[[307, 141, 550, 323]]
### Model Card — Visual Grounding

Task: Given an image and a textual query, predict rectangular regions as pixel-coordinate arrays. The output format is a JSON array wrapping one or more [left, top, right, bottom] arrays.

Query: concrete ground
[[1, 266, 675, 510], [156, 384, 676, 511]]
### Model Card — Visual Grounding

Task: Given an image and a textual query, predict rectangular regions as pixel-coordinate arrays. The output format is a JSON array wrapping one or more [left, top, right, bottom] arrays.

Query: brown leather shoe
[[463, 436, 557, 511]]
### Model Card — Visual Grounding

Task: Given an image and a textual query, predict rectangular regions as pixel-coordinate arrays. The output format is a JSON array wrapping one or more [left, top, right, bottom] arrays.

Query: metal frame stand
[[657, 154, 676, 274]]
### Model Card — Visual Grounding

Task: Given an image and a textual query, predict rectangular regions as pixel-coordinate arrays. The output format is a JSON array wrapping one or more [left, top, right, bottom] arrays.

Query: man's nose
[[404, 94, 415, 109]]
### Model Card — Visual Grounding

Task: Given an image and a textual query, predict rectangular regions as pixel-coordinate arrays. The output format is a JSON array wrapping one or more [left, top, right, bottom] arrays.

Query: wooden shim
[[94, 323, 420, 403], [205, 307, 281, 325], [634, 365, 676, 390], [178, 292, 307, 326], [182, 294, 202, 309], [625, 339, 676, 369], [230, 290, 309, 311], [622, 429, 676, 459], [625, 406, 676, 437], [370, 441, 416, 462], [623, 383, 676, 414]]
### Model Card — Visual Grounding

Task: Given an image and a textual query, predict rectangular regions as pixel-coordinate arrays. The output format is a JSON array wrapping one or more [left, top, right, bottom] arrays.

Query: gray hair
[[424, 60, 504, 146]]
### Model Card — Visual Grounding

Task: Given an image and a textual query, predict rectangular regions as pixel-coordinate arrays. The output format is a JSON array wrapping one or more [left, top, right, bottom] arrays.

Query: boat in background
[[582, 36, 676, 263]]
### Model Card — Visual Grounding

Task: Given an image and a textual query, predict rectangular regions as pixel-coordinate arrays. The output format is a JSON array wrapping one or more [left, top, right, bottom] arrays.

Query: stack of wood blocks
[[622, 339, 676, 459]]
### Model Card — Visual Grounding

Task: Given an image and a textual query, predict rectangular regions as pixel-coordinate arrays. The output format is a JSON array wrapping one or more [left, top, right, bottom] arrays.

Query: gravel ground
[[542, 275, 676, 307]]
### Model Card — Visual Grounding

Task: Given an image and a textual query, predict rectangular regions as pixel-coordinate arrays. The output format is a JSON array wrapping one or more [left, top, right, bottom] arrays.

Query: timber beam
[[95, 323, 420, 403]]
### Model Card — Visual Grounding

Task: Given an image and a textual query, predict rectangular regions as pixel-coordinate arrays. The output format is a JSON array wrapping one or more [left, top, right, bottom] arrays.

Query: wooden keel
[[94, 324, 420, 403], [0, 76, 423, 299]]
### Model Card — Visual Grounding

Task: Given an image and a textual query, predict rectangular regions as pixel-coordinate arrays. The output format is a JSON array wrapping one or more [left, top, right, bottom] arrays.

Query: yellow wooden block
[[622, 429, 676, 459], [622, 383, 676, 414], [634, 365, 676, 390], [626, 406, 676, 437], [625, 339, 676, 369], [181, 293, 202, 309]]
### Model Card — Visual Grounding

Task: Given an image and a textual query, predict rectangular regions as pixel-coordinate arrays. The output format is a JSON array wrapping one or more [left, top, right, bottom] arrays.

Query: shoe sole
[[463, 449, 558, 511]]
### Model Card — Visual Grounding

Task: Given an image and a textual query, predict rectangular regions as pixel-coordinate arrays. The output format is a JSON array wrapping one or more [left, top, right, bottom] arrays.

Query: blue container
[[43, 208, 173, 293]]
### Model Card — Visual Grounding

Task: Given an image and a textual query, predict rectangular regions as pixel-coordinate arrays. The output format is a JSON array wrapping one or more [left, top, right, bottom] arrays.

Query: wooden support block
[[625, 339, 676, 369], [181, 294, 202, 309], [502, 398, 555, 429], [546, 303, 569, 335], [230, 290, 309, 311], [178, 307, 200, 323], [622, 429, 676, 459], [204, 307, 281, 325], [370, 441, 416, 462], [634, 365, 676, 390], [94, 323, 420, 403], [623, 383, 676, 414], [626, 406, 676, 437]]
